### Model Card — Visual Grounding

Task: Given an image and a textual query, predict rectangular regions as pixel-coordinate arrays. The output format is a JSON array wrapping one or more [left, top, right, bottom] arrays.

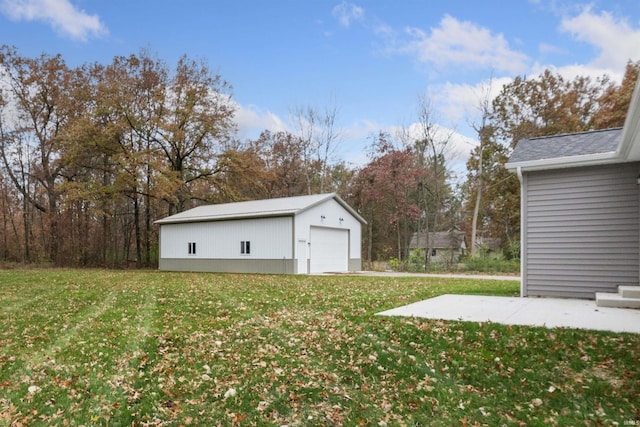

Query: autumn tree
[[0, 46, 81, 263], [212, 141, 271, 201], [0, 47, 238, 267], [101, 52, 170, 266], [469, 66, 638, 256], [491, 69, 607, 147], [464, 131, 519, 254], [350, 132, 423, 266], [593, 60, 640, 129], [95, 52, 236, 264], [218, 130, 353, 202], [154, 55, 236, 214], [249, 130, 308, 198]]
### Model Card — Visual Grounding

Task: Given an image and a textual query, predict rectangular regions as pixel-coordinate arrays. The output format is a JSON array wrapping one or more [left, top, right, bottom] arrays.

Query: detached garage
[[156, 193, 366, 274]]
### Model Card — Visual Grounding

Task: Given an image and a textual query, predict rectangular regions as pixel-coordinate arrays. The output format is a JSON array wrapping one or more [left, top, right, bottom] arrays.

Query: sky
[[1, 0, 640, 179]]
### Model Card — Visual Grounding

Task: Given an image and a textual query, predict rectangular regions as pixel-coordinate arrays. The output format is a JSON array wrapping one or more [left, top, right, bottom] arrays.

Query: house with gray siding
[[506, 79, 640, 305], [155, 193, 365, 274]]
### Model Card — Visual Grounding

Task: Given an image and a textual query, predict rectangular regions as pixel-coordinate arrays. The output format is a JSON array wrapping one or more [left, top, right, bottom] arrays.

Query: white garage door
[[310, 227, 348, 273]]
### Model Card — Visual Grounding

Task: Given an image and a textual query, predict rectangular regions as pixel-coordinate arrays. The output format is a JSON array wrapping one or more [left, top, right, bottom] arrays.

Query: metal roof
[[508, 127, 623, 164], [155, 193, 366, 225]]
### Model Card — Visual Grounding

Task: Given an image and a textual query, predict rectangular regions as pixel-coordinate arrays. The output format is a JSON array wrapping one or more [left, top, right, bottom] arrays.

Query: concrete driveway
[[378, 294, 640, 334], [345, 271, 521, 281], [327, 271, 639, 333]]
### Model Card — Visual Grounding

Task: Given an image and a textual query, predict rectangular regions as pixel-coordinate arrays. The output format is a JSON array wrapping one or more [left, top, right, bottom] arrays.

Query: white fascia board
[[334, 194, 367, 224], [617, 76, 640, 160], [505, 151, 619, 172], [618, 113, 640, 161]]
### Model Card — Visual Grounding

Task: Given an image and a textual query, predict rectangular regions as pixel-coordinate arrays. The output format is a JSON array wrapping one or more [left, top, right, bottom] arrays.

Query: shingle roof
[[155, 193, 366, 224], [409, 231, 466, 250], [508, 127, 623, 164]]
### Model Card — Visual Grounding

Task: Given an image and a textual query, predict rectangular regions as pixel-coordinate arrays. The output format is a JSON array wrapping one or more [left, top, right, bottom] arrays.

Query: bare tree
[[406, 95, 454, 267], [469, 77, 494, 257], [290, 98, 341, 194]]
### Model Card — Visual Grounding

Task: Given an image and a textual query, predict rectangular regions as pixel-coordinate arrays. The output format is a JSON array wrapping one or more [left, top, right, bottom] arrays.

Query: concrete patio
[[378, 294, 640, 334]]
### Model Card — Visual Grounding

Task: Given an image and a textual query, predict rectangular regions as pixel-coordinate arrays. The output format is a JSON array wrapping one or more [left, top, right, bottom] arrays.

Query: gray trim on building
[[522, 163, 640, 299], [159, 258, 296, 274], [158, 257, 362, 274], [349, 258, 362, 272]]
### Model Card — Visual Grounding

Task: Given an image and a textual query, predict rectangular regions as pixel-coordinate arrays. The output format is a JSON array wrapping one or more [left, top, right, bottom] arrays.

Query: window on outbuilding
[[241, 241, 251, 255], [188, 242, 196, 255]]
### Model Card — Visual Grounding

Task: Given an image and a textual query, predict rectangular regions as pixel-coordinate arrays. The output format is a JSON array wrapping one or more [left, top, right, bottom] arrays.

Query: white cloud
[[530, 62, 625, 85], [231, 99, 476, 179], [340, 118, 381, 141], [538, 42, 564, 55], [0, 0, 108, 41], [560, 6, 640, 70], [332, 1, 364, 28], [390, 121, 476, 180], [334, 117, 475, 176], [234, 103, 288, 141], [372, 21, 394, 37], [395, 15, 529, 74], [430, 77, 513, 125]]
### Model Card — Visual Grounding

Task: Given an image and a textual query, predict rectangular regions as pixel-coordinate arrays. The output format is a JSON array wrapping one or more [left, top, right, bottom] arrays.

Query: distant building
[[474, 236, 502, 257], [409, 230, 467, 264], [156, 193, 366, 274]]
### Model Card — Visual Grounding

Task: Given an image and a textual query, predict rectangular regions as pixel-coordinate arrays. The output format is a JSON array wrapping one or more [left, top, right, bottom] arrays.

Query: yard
[[0, 270, 638, 426]]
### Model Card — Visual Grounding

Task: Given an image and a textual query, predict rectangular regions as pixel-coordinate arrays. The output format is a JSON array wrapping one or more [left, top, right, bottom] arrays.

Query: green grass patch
[[0, 269, 638, 426]]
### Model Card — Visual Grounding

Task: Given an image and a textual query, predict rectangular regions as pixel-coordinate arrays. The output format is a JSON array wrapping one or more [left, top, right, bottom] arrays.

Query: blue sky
[[1, 0, 640, 177]]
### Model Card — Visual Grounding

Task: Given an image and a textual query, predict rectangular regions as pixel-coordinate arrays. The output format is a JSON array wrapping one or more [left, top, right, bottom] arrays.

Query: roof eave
[[294, 193, 337, 216], [617, 75, 640, 161], [333, 194, 368, 225], [505, 151, 619, 172], [155, 211, 296, 225]]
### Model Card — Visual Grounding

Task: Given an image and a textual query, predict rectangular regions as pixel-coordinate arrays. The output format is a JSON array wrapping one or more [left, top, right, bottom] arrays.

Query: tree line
[[0, 45, 637, 268], [463, 63, 639, 263]]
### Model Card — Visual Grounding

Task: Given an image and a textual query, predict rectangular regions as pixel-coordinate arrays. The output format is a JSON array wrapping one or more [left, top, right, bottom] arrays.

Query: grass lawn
[[0, 270, 638, 426]]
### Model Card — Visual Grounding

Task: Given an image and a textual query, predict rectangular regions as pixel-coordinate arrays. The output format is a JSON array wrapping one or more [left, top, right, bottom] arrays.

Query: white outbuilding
[[155, 193, 366, 274]]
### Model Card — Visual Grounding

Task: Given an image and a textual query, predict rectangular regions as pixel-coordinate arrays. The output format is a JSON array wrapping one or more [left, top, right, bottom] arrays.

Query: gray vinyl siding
[[523, 162, 640, 299]]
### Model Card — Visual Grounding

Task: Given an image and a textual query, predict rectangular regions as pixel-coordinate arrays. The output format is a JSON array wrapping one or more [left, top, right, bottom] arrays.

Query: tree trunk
[[396, 222, 402, 267], [144, 162, 151, 267], [471, 176, 482, 256], [367, 218, 373, 270], [1, 184, 8, 261], [471, 146, 483, 257], [22, 192, 30, 262], [133, 194, 142, 268], [424, 215, 431, 268], [47, 199, 58, 264]]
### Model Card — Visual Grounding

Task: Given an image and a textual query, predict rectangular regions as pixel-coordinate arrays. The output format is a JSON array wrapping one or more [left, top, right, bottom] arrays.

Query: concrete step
[[619, 286, 640, 299], [596, 292, 640, 309]]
